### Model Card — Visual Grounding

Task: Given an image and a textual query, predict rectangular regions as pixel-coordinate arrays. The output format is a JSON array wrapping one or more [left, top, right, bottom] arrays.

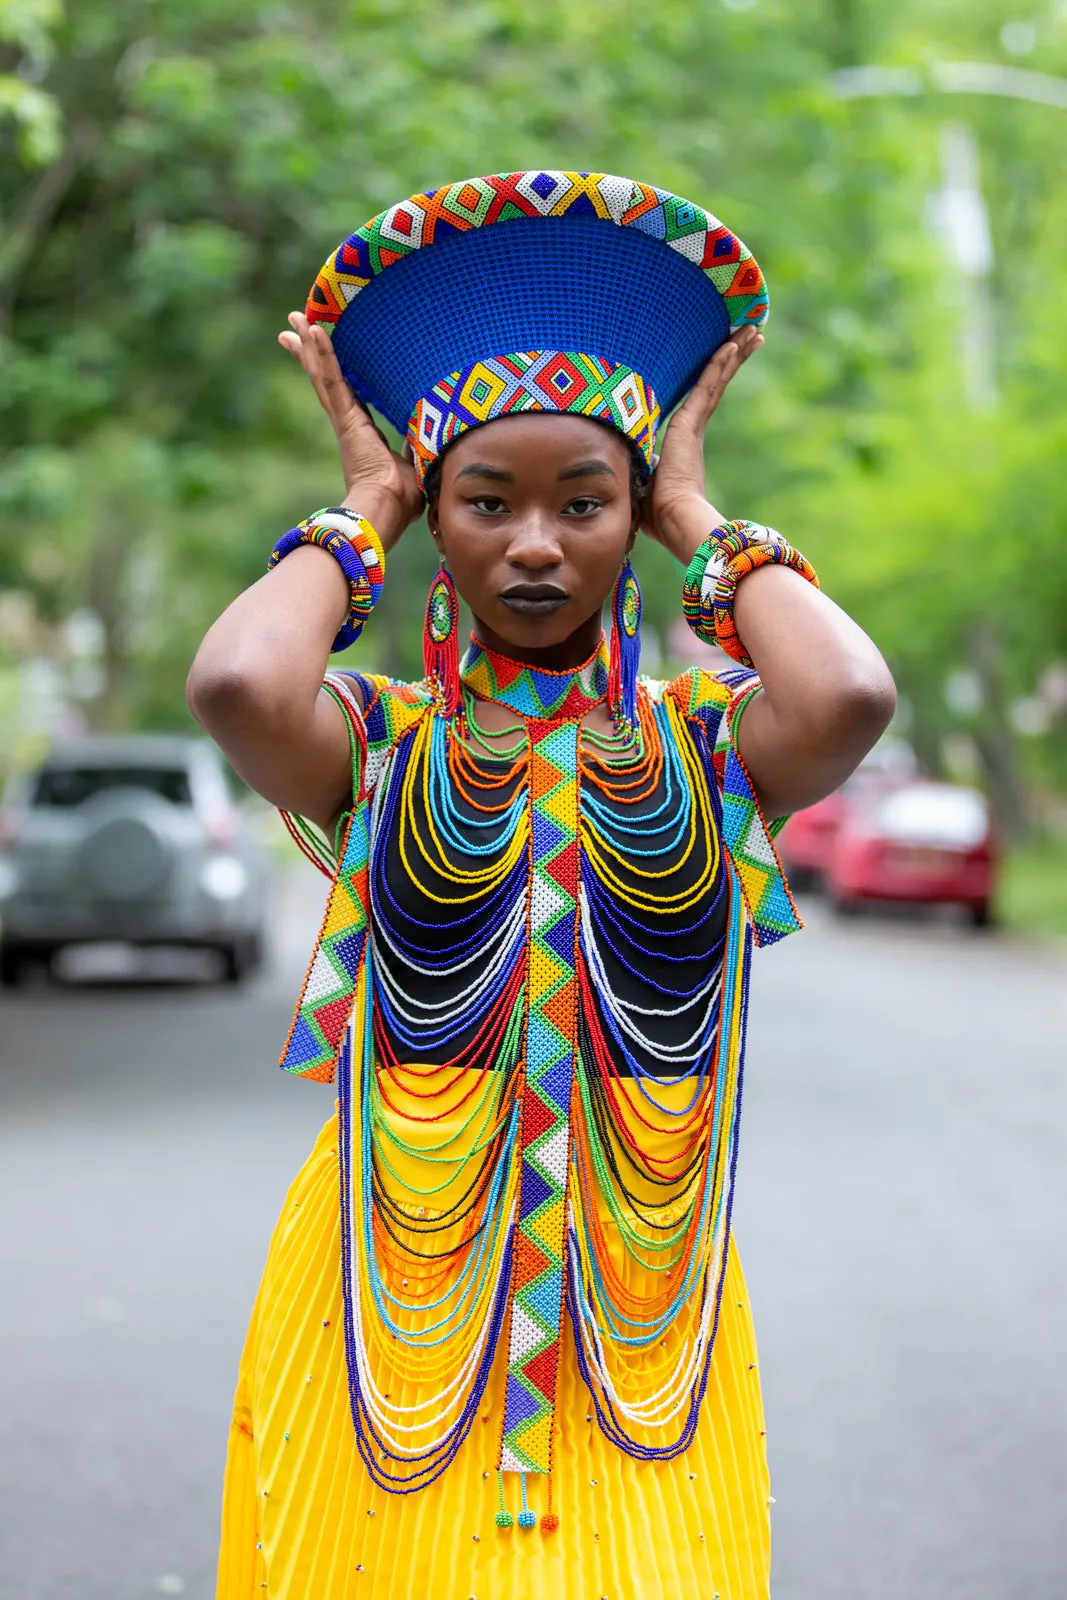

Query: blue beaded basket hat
[[306, 170, 769, 488]]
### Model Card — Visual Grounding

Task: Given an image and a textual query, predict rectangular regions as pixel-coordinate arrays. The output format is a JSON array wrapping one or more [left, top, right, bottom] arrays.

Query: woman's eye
[[563, 497, 603, 517], [467, 496, 509, 514]]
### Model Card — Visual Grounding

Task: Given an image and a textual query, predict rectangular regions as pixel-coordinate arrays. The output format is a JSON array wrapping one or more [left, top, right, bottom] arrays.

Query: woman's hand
[[279, 312, 424, 550], [640, 325, 763, 563]]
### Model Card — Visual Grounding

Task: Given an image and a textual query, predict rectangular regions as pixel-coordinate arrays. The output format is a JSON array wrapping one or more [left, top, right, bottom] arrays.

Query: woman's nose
[[505, 514, 564, 571]]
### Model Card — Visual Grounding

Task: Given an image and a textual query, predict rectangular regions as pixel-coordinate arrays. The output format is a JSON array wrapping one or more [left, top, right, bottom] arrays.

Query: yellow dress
[[216, 1109, 770, 1599]]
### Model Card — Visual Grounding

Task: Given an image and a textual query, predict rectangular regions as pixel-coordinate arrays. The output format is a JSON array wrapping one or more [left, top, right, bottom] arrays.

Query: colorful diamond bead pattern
[[306, 170, 769, 337], [500, 719, 581, 1476], [278, 688, 373, 1081], [670, 669, 803, 948], [279, 677, 433, 1081], [408, 351, 659, 488], [462, 636, 610, 721]]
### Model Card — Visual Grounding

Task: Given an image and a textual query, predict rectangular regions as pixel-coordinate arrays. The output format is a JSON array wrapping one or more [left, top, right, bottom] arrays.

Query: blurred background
[[1, 1, 1065, 1597]]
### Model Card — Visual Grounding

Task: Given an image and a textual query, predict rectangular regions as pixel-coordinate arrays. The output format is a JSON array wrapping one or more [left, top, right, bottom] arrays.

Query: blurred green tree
[[0, 0, 1065, 834]]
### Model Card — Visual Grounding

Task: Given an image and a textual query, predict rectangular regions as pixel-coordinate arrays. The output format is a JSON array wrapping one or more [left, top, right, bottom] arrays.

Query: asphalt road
[[1, 867, 1065, 1600]]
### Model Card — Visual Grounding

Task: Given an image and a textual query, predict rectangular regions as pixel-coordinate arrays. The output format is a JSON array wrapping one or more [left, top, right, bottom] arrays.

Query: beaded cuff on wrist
[[268, 507, 385, 652], [681, 519, 819, 668]]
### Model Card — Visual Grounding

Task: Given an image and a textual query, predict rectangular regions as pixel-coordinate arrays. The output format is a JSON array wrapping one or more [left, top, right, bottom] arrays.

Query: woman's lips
[[499, 586, 570, 617]]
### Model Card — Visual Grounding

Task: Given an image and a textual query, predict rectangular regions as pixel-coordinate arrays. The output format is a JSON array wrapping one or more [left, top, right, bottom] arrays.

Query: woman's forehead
[[444, 412, 630, 474]]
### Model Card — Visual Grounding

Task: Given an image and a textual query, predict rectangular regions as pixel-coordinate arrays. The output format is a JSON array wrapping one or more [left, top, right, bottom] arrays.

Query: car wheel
[[219, 933, 264, 984], [830, 893, 860, 918], [969, 901, 993, 929], [0, 941, 26, 988]]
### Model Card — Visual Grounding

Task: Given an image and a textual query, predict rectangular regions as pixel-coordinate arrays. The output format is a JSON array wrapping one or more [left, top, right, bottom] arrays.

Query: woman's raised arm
[[187, 315, 420, 834], [643, 330, 897, 820]]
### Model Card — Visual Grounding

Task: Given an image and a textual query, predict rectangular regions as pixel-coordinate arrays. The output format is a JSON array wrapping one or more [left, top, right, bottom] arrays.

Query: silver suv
[[0, 735, 266, 986]]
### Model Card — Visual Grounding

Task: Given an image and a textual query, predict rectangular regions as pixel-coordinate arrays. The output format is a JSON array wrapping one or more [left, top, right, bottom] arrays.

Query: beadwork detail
[[269, 508, 385, 653], [408, 352, 659, 489], [681, 521, 819, 668], [277, 634, 800, 1504], [423, 565, 462, 722], [607, 560, 642, 737], [307, 172, 769, 337], [498, 716, 580, 1476]]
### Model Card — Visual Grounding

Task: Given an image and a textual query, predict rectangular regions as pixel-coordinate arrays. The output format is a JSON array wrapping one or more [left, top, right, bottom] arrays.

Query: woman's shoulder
[[645, 664, 760, 724], [326, 670, 434, 777]]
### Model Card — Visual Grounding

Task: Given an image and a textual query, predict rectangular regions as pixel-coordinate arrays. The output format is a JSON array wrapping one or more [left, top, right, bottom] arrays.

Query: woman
[[190, 171, 895, 1600]]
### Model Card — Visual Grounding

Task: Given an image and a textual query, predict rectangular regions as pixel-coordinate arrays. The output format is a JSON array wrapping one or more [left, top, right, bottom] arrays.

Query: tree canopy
[[2, 0, 1065, 828]]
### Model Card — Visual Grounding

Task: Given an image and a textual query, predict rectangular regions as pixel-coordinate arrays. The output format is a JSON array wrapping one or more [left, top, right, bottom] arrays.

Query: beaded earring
[[608, 557, 642, 738], [423, 561, 462, 721]]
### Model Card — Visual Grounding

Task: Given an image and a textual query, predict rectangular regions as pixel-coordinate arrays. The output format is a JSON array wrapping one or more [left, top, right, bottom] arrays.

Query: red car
[[777, 790, 849, 889], [825, 781, 999, 925]]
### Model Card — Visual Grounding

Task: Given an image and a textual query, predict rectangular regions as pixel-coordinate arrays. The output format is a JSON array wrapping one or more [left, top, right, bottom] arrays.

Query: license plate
[[897, 847, 954, 875]]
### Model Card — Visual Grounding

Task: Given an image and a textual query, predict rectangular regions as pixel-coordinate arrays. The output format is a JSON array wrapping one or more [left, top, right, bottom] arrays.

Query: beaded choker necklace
[[461, 636, 609, 722]]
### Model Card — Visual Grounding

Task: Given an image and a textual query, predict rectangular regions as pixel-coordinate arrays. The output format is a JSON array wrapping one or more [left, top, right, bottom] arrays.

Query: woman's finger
[[285, 313, 366, 442], [310, 324, 358, 423], [284, 311, 336, 413], [675, 329, 762, 432], [671, 344, 741, 434]]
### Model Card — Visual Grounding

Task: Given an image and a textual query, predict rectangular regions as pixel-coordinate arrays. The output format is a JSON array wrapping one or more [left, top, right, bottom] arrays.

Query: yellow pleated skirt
[[216, 1112, 771, 1600]]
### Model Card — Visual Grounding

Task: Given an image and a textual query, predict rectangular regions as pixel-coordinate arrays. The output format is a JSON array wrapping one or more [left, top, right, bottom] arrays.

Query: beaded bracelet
[[681, 519, 819, 668], [268, 507, 385, 652]]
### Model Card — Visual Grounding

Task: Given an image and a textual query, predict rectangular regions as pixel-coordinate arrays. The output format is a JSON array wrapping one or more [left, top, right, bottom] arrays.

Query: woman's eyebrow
[[455, 463, 514, 482], [557, 459, 616, 481]]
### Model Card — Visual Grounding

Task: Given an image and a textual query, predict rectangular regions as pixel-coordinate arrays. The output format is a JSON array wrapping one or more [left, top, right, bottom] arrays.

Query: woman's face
[[427, 413, 638, 664]]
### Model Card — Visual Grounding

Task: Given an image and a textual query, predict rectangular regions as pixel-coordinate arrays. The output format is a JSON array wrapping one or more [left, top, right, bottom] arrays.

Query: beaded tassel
[[518, 1471, 536, 1528], [423, 563, 463, 724], [495, 1469, 514, 1528], [608, 559, 642, 737], [541, 1474, 559, 1532]]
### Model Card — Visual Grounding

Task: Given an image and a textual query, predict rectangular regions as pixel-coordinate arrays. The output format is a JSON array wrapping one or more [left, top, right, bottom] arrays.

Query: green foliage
[[998, 835, 1067, 943], [0, 0, 1065, 843]]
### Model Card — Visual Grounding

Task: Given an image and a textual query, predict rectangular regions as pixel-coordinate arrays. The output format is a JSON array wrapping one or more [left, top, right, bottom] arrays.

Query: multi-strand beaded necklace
[[279, 638, 800, 1517]]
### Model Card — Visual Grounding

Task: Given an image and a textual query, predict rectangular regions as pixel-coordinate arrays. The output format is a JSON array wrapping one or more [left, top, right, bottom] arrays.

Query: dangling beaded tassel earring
[[423, 562, 463, 728], [608, 557, 642, 739]]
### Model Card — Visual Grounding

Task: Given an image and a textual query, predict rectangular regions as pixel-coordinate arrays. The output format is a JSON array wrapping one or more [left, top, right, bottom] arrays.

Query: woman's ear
[[427, 502, 445, 555]]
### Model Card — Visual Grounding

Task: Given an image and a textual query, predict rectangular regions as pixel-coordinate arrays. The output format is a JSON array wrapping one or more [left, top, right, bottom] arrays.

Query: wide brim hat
[[306, 170, 768, 487]]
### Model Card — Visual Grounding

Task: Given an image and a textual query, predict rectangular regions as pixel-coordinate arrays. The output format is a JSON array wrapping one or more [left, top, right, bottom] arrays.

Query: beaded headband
[[407, 351, 659, 488], [304, 169, 767, 485]]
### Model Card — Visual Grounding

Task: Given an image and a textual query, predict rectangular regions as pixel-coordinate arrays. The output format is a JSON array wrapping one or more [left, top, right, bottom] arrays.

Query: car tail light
[[0, 809, 19, 849]]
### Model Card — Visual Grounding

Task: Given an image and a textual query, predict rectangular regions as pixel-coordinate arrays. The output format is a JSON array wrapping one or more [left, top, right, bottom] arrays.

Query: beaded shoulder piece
[[661, 666, 802, 946], [278, 673, 434, 1081]]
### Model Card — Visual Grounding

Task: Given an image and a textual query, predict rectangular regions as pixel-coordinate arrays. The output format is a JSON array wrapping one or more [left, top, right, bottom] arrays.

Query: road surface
[[1, 866, 1065, 1600]]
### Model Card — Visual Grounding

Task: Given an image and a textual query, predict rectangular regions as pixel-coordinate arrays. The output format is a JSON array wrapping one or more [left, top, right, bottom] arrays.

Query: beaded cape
[[278, 645, 799, 1502]]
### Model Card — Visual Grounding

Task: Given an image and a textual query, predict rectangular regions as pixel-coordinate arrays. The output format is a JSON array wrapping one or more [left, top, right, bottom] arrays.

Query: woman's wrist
[[269, 506, 386, 652], [341, 486, 408, 552], [681, 521, 820, 669], [655, 493, 730, 565]]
